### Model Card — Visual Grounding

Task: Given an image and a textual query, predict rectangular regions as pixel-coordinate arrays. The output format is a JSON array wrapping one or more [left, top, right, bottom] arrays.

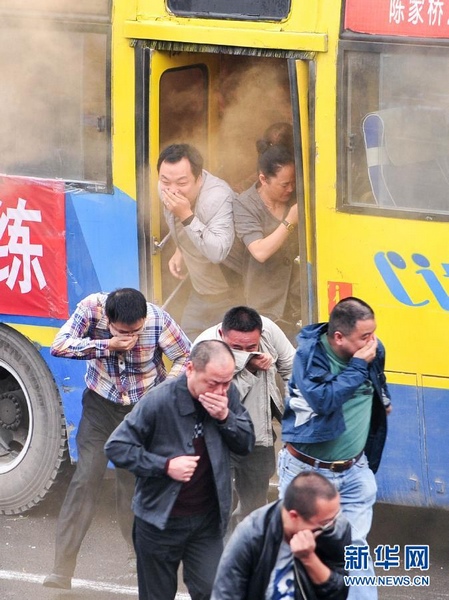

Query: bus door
[[146, 51, 220, 326], [146, 50, 313, 338], [289, 58, 315, 327]]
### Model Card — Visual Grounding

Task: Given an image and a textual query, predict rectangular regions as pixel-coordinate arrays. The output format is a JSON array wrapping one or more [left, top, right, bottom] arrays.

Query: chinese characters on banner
[[345, 0, 449, 38], [0, 175, 68, 319]]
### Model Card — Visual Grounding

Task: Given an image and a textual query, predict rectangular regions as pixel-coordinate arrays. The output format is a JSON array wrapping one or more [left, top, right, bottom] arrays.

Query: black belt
[[285, 443, 363, 473]]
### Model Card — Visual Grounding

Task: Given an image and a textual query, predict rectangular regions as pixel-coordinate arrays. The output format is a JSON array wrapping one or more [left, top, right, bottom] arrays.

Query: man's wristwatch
[[282, 219, 295, 233]]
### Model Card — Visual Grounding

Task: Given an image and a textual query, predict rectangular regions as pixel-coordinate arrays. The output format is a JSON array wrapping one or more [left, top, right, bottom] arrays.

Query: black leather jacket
[[211, 500, 351, 600]]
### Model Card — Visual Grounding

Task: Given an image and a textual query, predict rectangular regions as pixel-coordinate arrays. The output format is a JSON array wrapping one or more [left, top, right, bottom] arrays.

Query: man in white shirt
[[195, 305, 295, 523], [158, 144, 241, 340]]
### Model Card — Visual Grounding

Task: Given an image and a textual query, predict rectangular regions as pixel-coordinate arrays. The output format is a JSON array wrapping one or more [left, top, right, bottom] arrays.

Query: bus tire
[[0, 324, 67, 515]]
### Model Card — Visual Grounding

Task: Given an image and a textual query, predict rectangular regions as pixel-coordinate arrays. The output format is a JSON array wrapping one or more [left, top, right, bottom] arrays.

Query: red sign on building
[[345, 0, 449, 38], [328, 281, 353, 314], [0, 175, 68, 319]]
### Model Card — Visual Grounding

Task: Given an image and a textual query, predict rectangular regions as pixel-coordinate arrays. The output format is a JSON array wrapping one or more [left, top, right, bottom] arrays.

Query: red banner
[[345, 0, 449, 38], [0, 176, 68, 319]]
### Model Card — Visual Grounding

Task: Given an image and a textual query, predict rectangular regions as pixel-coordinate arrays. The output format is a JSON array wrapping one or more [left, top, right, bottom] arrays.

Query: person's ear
[[288, 509, 300, 522], [333, 331, 344, 346]]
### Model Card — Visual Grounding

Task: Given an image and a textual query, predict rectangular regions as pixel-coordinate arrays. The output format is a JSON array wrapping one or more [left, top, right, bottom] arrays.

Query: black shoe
[[43, 573, 72, 589]]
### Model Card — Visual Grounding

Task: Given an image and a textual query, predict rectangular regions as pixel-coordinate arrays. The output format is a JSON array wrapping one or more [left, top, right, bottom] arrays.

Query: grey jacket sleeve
[[216, 383, 255, 456], [183, 173, 235, 263]]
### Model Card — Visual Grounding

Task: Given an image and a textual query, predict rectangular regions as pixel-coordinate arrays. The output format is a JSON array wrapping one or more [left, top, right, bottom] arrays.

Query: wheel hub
[[0, 392, 22, 430]]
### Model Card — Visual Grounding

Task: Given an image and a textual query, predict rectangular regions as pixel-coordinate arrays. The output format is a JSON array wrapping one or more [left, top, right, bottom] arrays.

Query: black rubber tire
[[0, 324, 67, 514]]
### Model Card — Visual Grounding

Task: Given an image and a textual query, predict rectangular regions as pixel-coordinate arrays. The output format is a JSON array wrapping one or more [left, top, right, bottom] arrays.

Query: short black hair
[[157, 144, 203, 179], [190, 340, 234, 372], [105, 288, 147, 325], [328, 297, 375, 337], [283, 472, 338, 520], [221, 306, 262, 334]]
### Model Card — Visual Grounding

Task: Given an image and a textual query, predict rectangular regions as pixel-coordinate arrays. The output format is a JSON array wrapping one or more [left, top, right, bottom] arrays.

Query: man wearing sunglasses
[[211, 471, 350, 600]]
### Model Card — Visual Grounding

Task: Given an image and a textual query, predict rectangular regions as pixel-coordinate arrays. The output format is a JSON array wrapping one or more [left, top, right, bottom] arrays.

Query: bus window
[[159, 66, 209, 157], [167, 0, 291, 21], [341, 45, 449, 217], [0, 0, 109, 14], [0, 24, 108, 185]]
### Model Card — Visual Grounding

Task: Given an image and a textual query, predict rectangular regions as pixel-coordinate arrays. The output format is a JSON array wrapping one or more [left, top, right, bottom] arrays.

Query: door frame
[[134, 43, 317, 328]]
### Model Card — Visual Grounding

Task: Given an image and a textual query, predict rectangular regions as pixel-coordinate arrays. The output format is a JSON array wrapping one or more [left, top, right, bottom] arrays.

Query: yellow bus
[[0, 0, 447, 513]]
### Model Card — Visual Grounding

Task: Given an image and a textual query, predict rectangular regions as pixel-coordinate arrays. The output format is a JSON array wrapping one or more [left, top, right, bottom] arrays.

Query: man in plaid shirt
[[43, 288, 191, 590]]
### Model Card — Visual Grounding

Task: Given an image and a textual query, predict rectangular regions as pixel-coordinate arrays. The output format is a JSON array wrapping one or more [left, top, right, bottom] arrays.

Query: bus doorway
[[146, 50, 311, 341]]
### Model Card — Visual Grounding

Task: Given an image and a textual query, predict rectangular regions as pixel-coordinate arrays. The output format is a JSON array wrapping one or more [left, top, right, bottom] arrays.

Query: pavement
[[1, 473, 448, 599]]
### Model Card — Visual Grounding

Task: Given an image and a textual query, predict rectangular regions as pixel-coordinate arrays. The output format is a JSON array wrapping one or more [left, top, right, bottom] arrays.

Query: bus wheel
[[0, 324, 67, 515]]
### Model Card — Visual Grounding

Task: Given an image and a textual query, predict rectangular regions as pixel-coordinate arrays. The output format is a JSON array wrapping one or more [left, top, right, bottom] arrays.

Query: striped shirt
[[51, 293, 191, 404]]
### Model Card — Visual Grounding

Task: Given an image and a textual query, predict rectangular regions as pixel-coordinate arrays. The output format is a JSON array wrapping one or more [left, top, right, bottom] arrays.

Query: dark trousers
[[133, 511, 223, 600], [52, 388, 135, 577], [181, 288, 243, 342], [231, 445, 276, 524]]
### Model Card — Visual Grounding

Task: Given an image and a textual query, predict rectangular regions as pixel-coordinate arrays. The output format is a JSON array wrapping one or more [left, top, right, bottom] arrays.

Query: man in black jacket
[[211, 472, 350, 600], [105, 340, 255, 600]]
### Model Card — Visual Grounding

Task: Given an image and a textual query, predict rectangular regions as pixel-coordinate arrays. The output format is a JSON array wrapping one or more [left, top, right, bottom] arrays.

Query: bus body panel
[[1, 0, 449, 512], [0, 184, 139, 484]]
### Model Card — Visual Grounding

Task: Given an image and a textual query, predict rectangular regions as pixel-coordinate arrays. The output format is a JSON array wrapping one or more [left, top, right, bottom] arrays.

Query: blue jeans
[[278, 447, 378, 600]]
